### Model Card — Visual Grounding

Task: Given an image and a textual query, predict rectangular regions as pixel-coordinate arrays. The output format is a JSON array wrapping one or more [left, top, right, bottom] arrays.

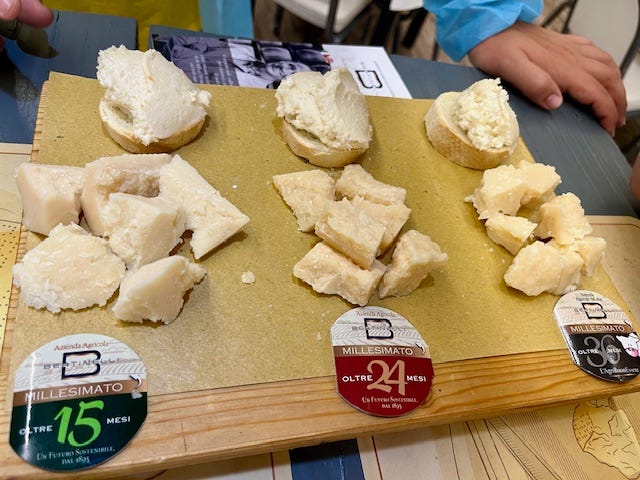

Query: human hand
[[468, 21, 627, 137], [0, 0, 53, 50]]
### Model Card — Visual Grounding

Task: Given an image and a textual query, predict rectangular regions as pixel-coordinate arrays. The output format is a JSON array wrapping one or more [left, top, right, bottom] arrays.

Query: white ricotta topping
[[275, 69, 372, 150], [453, 78, 516, 151]]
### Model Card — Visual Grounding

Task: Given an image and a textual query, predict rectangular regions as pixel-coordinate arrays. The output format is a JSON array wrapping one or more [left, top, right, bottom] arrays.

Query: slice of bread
[[97, 46, 211, 154], [281, 120, 365, 168], [99, 103, 207, 154], [424, 80, 519, 170]]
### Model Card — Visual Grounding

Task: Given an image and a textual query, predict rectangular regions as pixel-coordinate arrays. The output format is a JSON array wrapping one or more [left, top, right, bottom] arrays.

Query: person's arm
[[423, 0, 627, 136]]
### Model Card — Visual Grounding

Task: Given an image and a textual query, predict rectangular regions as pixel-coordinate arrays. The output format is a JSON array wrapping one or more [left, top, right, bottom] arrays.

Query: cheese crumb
[[241, 271, 256, 284]]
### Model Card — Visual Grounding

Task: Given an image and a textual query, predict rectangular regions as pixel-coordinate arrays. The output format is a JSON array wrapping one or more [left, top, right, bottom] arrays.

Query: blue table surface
[[1, 13, 638, 480]]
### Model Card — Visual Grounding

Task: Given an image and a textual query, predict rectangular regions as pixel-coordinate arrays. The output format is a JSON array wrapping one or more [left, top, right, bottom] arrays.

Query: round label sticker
[[554, 290, 640, 383], [10, 333, 147, 471], [331, 306, 433, 417]]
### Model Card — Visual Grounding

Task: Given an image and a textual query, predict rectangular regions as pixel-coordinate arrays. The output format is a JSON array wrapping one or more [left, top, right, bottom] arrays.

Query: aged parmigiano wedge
[[14, 163, 85, 236], [516, 160, 561, 206], [350, 195, 411, 254], [81, 153, 172, 236], [534, 192, 592, 245], [378, 230, 448, 298], [293, 242, 386, 306], [335, 164, 406, 205], [314, 198, 385, 269], [485, 213, 536, 255], [112, 255, 206, 324], [159, 154, 249, 259], [272, 169, 335, 232], [572, 236, 607, 277], [467, 164, 527, 220], [12, 223, 125, 312], [103, 193, 186, 270]]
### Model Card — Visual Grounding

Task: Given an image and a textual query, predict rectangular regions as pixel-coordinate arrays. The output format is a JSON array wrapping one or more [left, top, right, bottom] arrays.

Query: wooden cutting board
[[1, 72, 639, 479]]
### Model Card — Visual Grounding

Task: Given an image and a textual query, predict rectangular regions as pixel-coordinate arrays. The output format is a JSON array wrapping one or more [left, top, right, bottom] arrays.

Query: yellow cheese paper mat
[[8, 72, 633, 397]]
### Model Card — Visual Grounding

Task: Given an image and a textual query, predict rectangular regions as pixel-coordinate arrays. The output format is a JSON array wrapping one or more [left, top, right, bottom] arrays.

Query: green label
[[10, 333, 147, 471]]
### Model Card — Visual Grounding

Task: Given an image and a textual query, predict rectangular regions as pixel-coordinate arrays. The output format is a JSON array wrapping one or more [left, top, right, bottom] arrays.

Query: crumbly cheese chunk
[[293, 242, 386, 306], [97, 46, 211, 146], [485, 213, 536, 255], [12, 224, 125, 312], [452, 78, 516, 151], [275, 69, 372, 151], [103, 193, 186, 270], [504, 241, 563, 296], [315, 198, 385, 269], [272, 169, 335, 232], [557, 236, 607, 277], [534, 192, 592, 245], [335, 164, 406, 205], [81, 153, 172, 236], [14, 163, 85, 236], [516, 161, 561, 205], [351, 196, 411, 254], [112, 255, 206, 324], [378, 230, 448, 298], [503, 240, 583, 296], [468, 164, 526, 220], [159, 155, 250, 259]]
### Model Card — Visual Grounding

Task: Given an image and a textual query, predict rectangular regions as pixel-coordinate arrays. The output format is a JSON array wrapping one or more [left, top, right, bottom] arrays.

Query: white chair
[[273, 0, 378, 43]]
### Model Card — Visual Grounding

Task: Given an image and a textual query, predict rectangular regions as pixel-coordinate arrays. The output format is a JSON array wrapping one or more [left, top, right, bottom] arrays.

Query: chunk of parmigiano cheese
[[485, 213, 536, 255], [516, 161, 561, 206], [504, 240, 582, 296], [103, 193, 186, 269], [272, 169, 335, 232], [81, 153, 172, 236], [159, 155, 250, 259], [335, 164, 406, 205], [14, 163, 85, 235], [534, 192, 592, 245], [293, 242, 386, 306], [315, 198, 385, 269], [378, 230, 448, 298], [351, 195, 411, 254], [112, 255, 206, 324], [12, 223, 125, 312], [468, 164, 526, 219], [572, 236, 606, 277]]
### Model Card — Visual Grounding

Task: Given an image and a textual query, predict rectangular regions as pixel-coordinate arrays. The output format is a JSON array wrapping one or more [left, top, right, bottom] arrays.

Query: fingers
[[0, 0, 21, 20], [468, 23, 627, 136], [18, 0, 52, 28]]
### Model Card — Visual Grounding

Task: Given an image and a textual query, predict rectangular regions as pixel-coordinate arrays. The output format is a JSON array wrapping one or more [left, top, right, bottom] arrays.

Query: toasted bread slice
[[282, 120, 365, 168]]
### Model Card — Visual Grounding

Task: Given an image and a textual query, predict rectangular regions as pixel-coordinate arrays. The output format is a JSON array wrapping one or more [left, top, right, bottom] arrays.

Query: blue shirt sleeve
[[422, 0, 543, 61]]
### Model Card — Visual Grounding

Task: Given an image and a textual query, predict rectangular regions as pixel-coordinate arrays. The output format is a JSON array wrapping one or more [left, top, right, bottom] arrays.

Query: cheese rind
[[293, 242, 386, 306], [314, 199, 385, 269], [103, 193, 186, 269], [378, 230, 448, 298], [112, 255, 206, 324], [81, 153, 172, 236], [272, 169, 335, 232], [335, 164, 406, 205], [12, 224, 125, 312], [159, 155, 250, 259], [15, 163, 85, 235]]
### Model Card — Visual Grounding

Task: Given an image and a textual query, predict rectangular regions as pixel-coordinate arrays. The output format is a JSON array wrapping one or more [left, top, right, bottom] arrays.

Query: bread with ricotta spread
[[275, 69, 372, 167], [424, 78, 519, 170], [97, 45, 211, 153]]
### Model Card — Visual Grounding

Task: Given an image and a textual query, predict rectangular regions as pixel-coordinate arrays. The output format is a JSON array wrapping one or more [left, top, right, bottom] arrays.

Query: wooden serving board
[[1, 73, 639, 479]]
